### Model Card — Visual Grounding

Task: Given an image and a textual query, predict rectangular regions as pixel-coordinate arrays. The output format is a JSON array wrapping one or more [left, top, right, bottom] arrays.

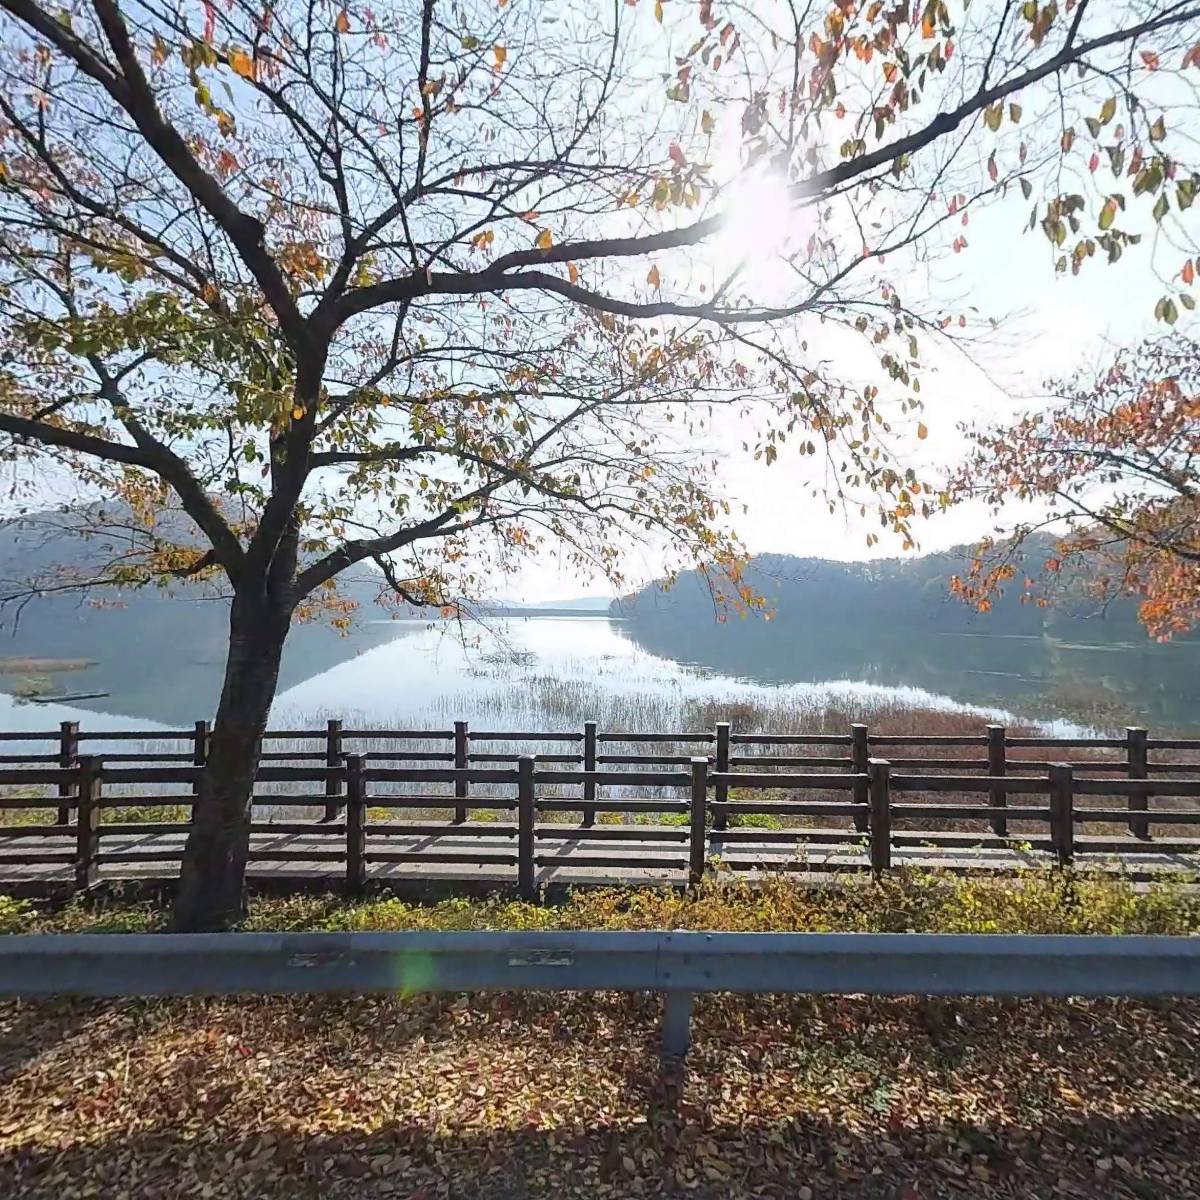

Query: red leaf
[[668, 142, 686, 167]]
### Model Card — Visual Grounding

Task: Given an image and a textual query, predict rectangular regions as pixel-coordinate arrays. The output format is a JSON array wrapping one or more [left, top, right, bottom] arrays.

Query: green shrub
[[7, 866, 1199, 937], [0, 894, 32, 933]]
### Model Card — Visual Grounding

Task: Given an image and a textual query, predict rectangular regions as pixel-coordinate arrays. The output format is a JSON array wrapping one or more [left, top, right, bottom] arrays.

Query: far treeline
[[613, 538, 1176, 644]]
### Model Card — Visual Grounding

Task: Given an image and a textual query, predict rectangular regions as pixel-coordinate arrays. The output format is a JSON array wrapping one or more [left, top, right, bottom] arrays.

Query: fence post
[[582, 720, 597, 827], [987, 724, 1007, 838], [851, 723, 870, 833], [454, 720, 469, 824], [323, 718, 344, 822], [712, 722, 730, 832], [867, 758, 891, 877], [74, 756, 101, 893], [191, 719, 209, 824], [517, 755, 536, 900], [1127, 726, 1149, 840], [56, 720, 78, 826], [344, 753, 366, 896], [1049, 763, 1075, 868], [689, 756, 709, 886]]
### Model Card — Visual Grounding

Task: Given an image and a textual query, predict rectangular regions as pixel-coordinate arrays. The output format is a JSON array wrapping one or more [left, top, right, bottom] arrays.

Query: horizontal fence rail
[[3, 720, 1200, 894], [4, 930, 1200, 1059]]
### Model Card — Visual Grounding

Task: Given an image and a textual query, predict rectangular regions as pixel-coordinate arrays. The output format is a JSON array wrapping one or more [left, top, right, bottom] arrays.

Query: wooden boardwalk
[[4, 826, 1197, 895], [4, 719, 1200, 898]]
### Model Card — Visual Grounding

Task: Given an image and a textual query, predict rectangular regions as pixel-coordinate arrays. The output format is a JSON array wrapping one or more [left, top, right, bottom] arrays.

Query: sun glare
[[711, 171, 803, 299]]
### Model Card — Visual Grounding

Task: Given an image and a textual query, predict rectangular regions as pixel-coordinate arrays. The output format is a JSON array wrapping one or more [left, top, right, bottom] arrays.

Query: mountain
[[611, 541, 1156, 641]]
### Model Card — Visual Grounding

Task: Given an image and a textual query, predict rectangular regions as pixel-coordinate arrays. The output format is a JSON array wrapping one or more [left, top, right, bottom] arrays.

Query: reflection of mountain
[[0, 593, 411, 724], [0, 507, 416, 723], [614, 549, 1200, 731]]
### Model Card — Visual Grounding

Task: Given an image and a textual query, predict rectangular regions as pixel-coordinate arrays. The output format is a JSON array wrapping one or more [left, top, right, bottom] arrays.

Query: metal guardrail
[[4, 931, 1200, 1058]]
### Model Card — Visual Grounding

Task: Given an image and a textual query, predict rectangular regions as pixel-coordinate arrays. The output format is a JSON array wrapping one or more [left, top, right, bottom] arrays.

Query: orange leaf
[[568, 261, 578, 284], [647, 264, 661, 288], [228, 49, 256, 80], [335, 9, 350, 33], [535, 228, 553, 250], [1141, 50, 1160, 70], [916, 421, 928, 440], [493, 44, 507, 70], [1184, 259, 1195, 285]]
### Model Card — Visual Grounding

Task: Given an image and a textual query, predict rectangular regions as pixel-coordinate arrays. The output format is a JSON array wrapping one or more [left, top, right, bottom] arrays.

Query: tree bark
[[173, 593, 290, 931]]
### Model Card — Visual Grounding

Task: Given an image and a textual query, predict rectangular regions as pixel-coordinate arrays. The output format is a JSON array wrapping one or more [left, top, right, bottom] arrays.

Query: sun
[[710, 169, 802, 300]]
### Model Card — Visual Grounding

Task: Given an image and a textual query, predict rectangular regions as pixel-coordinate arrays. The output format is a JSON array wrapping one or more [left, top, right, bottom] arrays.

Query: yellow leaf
[[701, 109, 715, 135], [335, 9, 350, 33], [228, 49, 256, 80], [568, 261, 579, 284], [292, 406, 305, 421], [647, 264, 661, 288], [493, 44, 507, 70], [535, 228, 553, 250], [916, 421, 928, 440], [654, 0, 663, 20]]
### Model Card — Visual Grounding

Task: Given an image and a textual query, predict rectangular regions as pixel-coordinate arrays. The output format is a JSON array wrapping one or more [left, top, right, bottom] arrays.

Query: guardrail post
[[712, 722, 730, 831], [56, 720, 78, 827], [851, 723, 869, 833], [689, 756, 709, 886], [323, 718, 344, 822], [454, 720, 469, 824], [1049, 763, 1075, 868], [191, 719, 209, 824], [518, 756, 536, 900], [74, 756, 101, 893], [868, 758, 891, 876], [661, 990, 694, 1062], [582, 721, 597, 827], [988, 724, 1007, 838], [345, 753, 366, 896], [1127, 726, 1149, 840]]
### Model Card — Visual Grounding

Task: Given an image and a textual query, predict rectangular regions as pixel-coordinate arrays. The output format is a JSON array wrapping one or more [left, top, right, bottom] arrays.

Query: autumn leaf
[[1182, 259, 1195, 286], [701, 110, 715, 135], [228, 49, 256, 80], [916, 421, 928, 440], [534, 228, 553, 251], [1099, 196, 1118, 230], [646, 265, 661, 288], [1141, 49, 1160, 70], [335, 9, 350, 33], [493, 44, 507, 70], [668, 142, 686, 167], [654, 0, 663, 22], [567, 261, 579, 284]]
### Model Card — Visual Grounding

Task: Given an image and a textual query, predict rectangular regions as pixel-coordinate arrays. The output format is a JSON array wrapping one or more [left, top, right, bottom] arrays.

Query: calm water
[[0, 613, 1197, 735]]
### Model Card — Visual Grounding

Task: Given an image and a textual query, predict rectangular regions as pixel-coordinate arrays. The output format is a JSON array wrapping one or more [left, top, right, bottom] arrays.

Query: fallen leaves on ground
[[2, 990, 1199, 1198]]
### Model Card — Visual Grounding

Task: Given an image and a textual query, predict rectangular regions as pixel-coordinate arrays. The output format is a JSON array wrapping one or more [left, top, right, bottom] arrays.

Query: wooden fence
[[2, 721, 1200, 895]]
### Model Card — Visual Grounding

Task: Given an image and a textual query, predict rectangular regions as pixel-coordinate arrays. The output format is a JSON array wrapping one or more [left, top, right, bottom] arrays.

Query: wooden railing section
[[2, 721, 1200, 895]]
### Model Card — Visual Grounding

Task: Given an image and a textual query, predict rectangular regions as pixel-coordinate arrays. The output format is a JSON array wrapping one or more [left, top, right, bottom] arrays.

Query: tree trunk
[[173, 595, 290, 931]]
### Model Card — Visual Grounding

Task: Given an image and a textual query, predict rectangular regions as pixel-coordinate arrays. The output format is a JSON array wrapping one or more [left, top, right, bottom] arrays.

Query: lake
[[2, 611, 1197, 737]]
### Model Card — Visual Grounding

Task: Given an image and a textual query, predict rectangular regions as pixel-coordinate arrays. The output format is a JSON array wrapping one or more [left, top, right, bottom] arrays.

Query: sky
[[517, 190, 1179, 602]]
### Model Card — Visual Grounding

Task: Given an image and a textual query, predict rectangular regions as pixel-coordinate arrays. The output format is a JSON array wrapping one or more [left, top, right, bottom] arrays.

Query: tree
[[0, 0, 1197, 927], [949, 336, 1200, 640]]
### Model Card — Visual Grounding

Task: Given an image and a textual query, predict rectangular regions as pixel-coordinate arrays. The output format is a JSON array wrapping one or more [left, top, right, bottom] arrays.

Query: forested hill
[[612, 543, 1152, 643]]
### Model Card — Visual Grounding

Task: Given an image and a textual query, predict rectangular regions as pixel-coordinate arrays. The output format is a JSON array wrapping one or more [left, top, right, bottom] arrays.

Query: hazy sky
[[520, 192, 1180, 601]]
